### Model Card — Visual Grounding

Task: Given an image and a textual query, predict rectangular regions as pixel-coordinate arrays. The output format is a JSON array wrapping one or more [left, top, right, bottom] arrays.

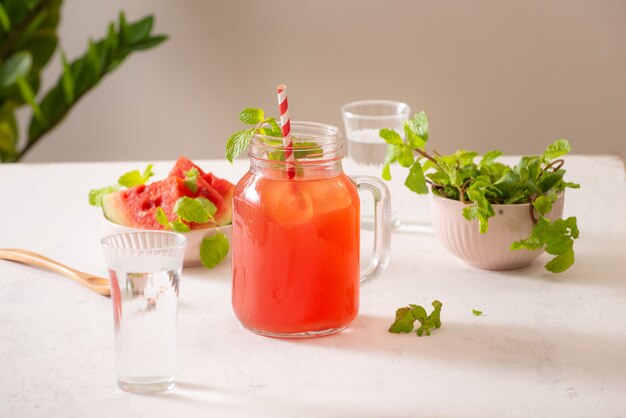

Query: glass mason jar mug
[[231, 122, 391, 337]]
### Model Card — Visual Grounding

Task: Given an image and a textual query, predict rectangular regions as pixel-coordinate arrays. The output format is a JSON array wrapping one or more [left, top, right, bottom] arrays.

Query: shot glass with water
[[101, 231, 187, 394], [341, 100, 411, 229]]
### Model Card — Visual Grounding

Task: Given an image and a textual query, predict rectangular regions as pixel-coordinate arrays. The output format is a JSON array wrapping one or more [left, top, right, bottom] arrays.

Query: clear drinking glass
[[341, 100, 411, 229], [101, 231, 187, 394]]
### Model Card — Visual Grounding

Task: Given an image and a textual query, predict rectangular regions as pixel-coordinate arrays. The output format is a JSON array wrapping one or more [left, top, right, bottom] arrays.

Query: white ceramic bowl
[[101, 217, 232, 267], [430, 192, 564, 270]]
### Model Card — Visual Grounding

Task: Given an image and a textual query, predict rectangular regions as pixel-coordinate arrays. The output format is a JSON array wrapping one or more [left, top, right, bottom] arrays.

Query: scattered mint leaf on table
[[200, 233, 229, 269], [472, 309, 483, 316], [388, 307, 416, 333], [388, 300, 443, 337]]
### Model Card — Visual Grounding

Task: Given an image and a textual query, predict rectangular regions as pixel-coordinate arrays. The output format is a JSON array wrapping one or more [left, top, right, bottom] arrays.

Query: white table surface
[[1, 155, 625, 418]]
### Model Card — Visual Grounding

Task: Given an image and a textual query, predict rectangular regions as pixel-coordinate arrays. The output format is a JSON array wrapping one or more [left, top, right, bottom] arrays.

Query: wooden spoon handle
[[0, 248, 110, 296]]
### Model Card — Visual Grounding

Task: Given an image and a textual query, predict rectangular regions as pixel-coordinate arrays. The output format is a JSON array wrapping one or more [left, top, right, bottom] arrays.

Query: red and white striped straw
[[276, 84, 296, 179]]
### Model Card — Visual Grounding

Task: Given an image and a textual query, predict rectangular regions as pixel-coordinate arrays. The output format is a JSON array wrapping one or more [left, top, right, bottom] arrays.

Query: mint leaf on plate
[[472, 309, 483, 316], [200, 233, 229, 268], [118, 164, 154, 188], [174, 196, 212, 224], [184, 167, 199, 194], [155, 206, 170, 228], [88, 185, 119, 206]]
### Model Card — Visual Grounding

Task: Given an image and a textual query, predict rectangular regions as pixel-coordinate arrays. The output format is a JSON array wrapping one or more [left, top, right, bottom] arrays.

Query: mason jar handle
[[351, 175, 391, 285]]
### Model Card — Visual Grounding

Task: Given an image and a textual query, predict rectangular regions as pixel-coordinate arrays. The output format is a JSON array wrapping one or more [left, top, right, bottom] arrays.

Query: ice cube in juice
[[231, 171, 360, 335]]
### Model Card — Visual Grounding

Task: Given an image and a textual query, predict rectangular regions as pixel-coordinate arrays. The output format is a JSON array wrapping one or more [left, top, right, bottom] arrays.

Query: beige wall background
[[22, 0, 626, 162]]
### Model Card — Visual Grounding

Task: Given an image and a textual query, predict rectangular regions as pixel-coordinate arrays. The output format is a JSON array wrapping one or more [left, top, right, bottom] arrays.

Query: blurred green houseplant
[[0, 0, 166, 162]]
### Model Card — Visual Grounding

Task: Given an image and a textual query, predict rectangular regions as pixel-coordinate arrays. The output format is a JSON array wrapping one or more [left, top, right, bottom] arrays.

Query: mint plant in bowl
[[381, 112, 580, 272]]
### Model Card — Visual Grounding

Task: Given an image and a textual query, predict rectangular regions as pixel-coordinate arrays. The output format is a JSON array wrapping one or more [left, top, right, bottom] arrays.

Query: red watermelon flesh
[[168, 156, 207, 179], [103, 177, 200, 230]]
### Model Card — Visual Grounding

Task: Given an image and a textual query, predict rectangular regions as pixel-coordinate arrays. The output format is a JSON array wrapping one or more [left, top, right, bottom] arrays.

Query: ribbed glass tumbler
[[101, 231, 187, 394]]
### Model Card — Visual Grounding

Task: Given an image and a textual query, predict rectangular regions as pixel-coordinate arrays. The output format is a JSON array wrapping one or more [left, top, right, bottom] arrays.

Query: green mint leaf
[[544, 248, 575, 273], [170, 217, 191, 233], [196, 197, 217, 219], [511, 237, 542, 251], [562, 181, 580, 189], [143, 164, 155, 180], [538, 170, 565, 192], [118, 164, 154, 188], [268, 117, 282, 136], [472, 309, 483, 316], [184, 167, 199, 194], [382, 163, 392, 181], [511, 216, 579, 272], [463, 178, 496, 233], [404, 123, 426, 150], [532, 195, 553, 216], [404, 161, 428, 194], [397, 144, 414, 168], [389, 301, 442, 337], [388, 307, 416, 333], [405, 111, 428, 148], [155, 206, 170, 229], [382, 143, 404, 181], [200, 233, 229, 269], [480, 150, 502, 167], [293, 141, 324, 160], [239, 108, 265, 125], [565, 216, 580, 239], [88, 185, 119, 206], [226, 127, 256, 163], [174, 196, 211, 223], [428, 300, 443, 328], [543, 139, 571, 161], [408, 304, 428, 322], [379, 128, 404, 145]]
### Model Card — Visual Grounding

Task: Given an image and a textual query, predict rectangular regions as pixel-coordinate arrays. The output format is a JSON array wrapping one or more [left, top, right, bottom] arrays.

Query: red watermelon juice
[[231, 169, 360, 336]]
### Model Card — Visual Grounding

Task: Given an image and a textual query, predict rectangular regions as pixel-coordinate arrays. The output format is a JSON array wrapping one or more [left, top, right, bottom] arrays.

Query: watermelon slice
[[201, 172, 234, 226], [102, 177, 196, 230], [168, 157, 234, 226], [103, 157, 235, 229]]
